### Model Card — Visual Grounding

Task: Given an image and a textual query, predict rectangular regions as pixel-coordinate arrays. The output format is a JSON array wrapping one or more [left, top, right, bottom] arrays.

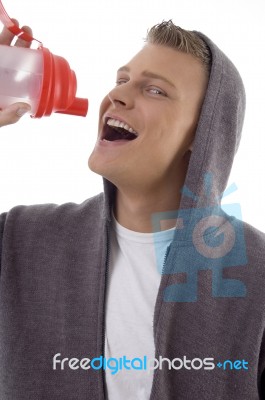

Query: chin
[[87, 153, 113, 183], [88, 152, 103, 175]]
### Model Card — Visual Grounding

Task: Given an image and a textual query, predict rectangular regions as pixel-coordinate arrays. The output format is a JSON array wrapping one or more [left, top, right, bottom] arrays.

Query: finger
[[0, 103, 31, 128], [14, 25, 33, 48], [0, 19, 19, 45]]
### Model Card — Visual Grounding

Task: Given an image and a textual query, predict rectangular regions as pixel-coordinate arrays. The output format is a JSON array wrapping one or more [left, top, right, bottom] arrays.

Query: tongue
[[106, 139, 129, 142]]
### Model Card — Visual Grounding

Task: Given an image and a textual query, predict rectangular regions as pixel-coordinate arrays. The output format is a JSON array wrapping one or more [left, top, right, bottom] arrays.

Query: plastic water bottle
[[0, 0, 88, 118]]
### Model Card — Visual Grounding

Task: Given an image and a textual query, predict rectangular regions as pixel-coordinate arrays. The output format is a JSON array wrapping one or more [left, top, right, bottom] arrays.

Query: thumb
[[0, 103, 31, 127]]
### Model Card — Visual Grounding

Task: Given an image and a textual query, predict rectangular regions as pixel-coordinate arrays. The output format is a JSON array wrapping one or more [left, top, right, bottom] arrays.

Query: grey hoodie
[[0, 32, 265, 400]]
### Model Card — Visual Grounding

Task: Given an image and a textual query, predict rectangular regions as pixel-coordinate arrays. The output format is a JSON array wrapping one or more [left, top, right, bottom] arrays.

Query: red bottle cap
[[34, 47, 88, 117]]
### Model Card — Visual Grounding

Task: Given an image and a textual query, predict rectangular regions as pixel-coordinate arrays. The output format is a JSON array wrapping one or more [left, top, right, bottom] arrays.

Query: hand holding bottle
[[0, 1, 88, 122]]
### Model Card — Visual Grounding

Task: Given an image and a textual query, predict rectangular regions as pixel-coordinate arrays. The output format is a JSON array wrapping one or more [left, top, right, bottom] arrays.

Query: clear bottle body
[[0, 45, 43, 114]]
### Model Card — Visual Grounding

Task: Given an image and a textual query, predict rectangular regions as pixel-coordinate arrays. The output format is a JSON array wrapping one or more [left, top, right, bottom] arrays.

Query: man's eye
[[116, 79, 127, 86], [148, 87, 167, 96]]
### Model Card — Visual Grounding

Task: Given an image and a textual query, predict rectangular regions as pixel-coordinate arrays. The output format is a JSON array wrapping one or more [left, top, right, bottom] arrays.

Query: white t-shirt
[[104, 216, 175, 400]]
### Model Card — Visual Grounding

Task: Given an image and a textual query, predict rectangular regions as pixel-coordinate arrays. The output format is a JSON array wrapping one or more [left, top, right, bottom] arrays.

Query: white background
[[0, 0, 265, 232]]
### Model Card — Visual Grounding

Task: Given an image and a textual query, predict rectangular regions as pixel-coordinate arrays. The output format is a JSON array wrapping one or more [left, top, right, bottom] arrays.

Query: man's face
[[88, 44, 208, 191]]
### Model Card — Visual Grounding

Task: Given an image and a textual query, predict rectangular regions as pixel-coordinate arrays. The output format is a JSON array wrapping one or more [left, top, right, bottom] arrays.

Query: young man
[[0, 20, 265, 400]]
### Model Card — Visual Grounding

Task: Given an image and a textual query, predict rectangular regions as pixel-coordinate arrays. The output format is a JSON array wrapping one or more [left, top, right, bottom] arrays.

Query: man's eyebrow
[[117, 66, 176, 89]]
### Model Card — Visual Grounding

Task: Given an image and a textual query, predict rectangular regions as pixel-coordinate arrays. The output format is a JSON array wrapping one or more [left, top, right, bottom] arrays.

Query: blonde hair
[[145, 20, 212, 74]]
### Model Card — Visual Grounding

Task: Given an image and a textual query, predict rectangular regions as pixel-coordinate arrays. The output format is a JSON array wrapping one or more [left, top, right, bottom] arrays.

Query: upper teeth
[[107, 118, 137, 134]]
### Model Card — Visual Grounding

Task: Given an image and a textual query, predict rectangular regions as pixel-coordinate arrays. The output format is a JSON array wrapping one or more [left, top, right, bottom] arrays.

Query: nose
[[108, 83, 134, 109]]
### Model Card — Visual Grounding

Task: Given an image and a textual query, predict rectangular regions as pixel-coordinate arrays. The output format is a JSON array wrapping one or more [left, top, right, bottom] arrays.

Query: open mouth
[[102, 118, 138, 142]]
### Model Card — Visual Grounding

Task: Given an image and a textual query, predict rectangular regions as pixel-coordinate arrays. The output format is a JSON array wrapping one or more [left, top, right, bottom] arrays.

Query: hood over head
[[180, 31, 246, 210]]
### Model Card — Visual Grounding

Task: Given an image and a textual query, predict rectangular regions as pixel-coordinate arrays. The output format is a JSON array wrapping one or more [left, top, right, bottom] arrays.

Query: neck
[[114, 159, 189, 233]]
